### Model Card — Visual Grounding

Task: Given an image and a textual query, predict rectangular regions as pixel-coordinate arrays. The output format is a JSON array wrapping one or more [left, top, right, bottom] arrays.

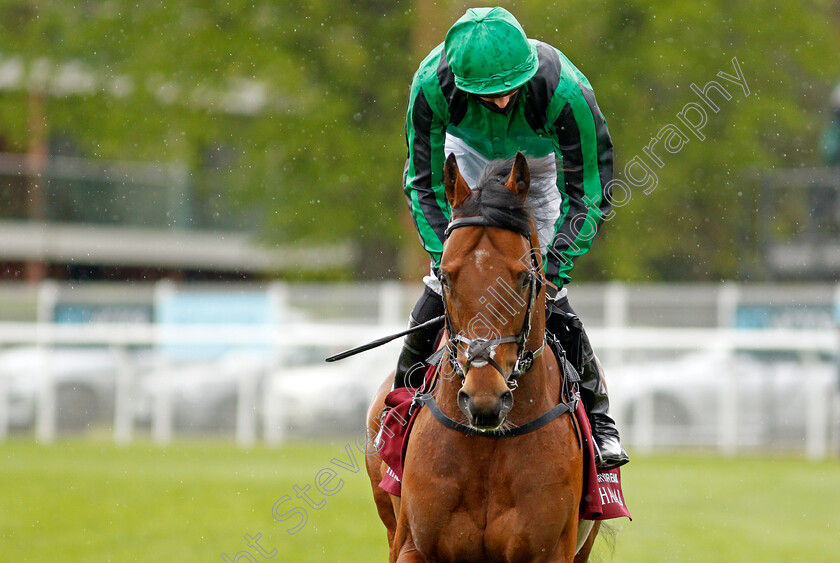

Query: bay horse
[[365, 153, 600, 562]]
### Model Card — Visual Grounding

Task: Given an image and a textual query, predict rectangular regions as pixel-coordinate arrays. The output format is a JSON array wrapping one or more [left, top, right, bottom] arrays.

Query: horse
[[365, 152, 600, 562]]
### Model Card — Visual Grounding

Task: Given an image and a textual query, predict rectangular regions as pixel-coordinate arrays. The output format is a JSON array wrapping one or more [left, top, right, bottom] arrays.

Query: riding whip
[[325, 314, 445, 362]]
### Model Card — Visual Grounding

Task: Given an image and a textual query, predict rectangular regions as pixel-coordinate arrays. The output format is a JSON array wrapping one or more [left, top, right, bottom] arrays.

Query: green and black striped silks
[[403, 40, 613, 287]]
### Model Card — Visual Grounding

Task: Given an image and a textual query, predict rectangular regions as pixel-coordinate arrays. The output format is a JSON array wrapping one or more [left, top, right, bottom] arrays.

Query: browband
[[445, 215, 531, 240]]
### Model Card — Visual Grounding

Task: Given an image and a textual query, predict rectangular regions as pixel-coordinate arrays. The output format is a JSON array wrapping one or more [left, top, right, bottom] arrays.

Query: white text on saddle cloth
[[597, 471, 623, 505], [594, 468, 631, 520]]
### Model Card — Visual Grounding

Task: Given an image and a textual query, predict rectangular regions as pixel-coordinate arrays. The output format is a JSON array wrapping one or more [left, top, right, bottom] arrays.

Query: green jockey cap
[[444, 7, 539, 96]]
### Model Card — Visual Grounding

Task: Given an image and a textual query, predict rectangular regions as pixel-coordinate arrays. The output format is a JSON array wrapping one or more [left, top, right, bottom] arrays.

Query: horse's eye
[[520, 273, 533, 291], [439, 272, 449, 289]]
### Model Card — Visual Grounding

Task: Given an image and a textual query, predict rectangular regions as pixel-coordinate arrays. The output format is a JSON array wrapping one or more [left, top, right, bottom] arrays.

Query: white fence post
[[832, 389, 840, 459], [113, 345, 134, 445], [632, 391, 655, 454], [717, 283, 739, 328], [34, 281, 58, 443], [263, 343, 287, 446], [832, 284, 840, 458], [151, 281, 175, 444], [263, 374, 285, 446], [34, 347, 56, 443], [37, 280, 58, 325], [265, 283, 287, 445], [268, 282, 288, 323], [0, 370, 7, 441], [151, 364, 173, 445], [235, 370, 258, 448], [805, 353, 830, 460], [718, 342, 738, 457]]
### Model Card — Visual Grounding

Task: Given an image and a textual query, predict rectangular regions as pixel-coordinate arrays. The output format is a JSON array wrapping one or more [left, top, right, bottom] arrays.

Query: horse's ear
[[505, 151, 530, 201], [443, 153, 471, 208]]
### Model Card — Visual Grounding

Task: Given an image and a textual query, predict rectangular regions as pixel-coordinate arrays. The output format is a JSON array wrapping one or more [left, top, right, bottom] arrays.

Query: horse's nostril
[[457, 389, 471, 413], [500, 390, 514, 411]]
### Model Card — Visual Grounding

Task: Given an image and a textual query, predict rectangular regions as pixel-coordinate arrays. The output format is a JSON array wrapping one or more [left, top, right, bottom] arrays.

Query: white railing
[[0, 322, 836, 458], [593, 327, 838, 460]]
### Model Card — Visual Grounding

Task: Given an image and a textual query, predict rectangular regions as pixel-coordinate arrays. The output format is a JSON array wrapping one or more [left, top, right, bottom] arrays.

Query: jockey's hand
[[545, 281, 560, 301]]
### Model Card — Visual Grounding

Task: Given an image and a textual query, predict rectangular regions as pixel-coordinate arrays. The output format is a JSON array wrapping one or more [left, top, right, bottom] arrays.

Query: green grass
[[608, 452, 840, 562], [1, 440, 839, 562]]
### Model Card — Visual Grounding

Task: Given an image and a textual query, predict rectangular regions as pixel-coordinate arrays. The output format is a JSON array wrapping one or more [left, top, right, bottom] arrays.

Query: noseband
[[441, 215, 546, 389]]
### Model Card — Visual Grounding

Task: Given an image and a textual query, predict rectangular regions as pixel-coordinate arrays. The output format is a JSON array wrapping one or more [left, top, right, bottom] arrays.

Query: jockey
[[395, 6, 628, 470]]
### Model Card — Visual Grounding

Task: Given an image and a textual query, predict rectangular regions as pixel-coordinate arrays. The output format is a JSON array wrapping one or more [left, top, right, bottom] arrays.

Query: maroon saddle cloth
[[376, 364, 631, 521]]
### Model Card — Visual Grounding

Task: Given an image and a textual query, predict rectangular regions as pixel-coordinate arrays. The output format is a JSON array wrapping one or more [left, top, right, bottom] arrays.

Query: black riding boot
[[546, 293, 629, 470], [394, 286, 445, 389], [578, 334, 629, 469]]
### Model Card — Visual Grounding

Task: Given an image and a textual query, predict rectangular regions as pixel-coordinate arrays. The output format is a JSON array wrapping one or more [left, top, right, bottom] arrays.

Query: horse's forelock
[[451, 157, 537, 237]]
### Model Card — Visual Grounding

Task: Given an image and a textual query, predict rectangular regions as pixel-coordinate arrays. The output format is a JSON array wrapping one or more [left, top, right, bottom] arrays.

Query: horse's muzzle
[[457, 388, 514, 430]]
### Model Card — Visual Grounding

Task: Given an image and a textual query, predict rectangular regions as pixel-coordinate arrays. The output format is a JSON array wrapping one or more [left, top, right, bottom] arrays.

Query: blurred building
[[0, 149, 353, 282], [0, 57, 354, 283], [757, 167, 840, 280], [755, 83, 840, 281]]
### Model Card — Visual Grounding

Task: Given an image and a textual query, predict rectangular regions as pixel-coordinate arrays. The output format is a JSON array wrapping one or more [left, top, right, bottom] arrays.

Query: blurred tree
[[0, 0, 414, 279], [511, 0, 840, 282], [0, 0, 838, 281]]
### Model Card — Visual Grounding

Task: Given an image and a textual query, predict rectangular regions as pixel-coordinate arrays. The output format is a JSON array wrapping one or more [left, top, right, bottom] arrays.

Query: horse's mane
[[452, 157, 552, 237]]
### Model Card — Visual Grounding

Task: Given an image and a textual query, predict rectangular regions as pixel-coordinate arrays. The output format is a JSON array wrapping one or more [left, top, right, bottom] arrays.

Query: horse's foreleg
[[395, 543, 426, 563], [392, 510, 427, 563], [573, 520, 601, 563]]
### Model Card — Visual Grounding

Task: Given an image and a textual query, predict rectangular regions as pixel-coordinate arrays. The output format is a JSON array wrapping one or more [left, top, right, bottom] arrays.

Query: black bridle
[[410, 213, 578, 438], [440, 215, 545, 389]]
